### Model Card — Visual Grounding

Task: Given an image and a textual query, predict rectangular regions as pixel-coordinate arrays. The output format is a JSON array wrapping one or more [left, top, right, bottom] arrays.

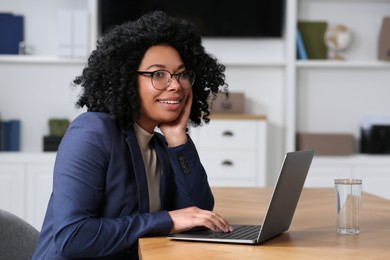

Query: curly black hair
[[73, 10, 228, 127]]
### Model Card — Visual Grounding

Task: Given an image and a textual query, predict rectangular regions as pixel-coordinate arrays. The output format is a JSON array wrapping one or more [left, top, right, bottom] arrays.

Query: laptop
[[167, 149, 314, 244]]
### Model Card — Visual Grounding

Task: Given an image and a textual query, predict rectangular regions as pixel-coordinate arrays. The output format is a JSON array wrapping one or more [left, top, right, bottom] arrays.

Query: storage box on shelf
[[190, 114, 267, 187], [297, 133, 355, 155]]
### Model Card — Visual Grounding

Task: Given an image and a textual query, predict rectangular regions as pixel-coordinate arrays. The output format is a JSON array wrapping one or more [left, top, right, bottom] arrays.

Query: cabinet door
[[353, 167, 390, 200], [0, 164, 25, 218], [304, 165, 352, 187], [197, 120, 258, 149], [193, 118, 267, 187], [199, 150, 258, 187], [26, 163, 54, 230]]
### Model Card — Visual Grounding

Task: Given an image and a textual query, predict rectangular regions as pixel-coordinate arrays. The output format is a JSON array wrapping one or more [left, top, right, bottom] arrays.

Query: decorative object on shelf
[[210, 92, 244, 114], [297, 21, 328, 60], [48, 118, 69, 136], [324, 24, 352, 60], [43, 118, 70, 151], [296, 30, 308, 60], [378, 17, 390, 61], [0, 119, 21, 151], [0, 13, 24, 54], [18, 41, 34, 55]]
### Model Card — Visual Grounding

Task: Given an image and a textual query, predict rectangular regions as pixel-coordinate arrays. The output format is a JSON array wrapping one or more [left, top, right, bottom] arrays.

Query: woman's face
[[136, 45, 191, 133]]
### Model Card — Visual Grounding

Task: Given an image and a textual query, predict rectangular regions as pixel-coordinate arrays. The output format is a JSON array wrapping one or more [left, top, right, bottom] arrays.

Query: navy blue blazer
[[32, 112, 214, 259]]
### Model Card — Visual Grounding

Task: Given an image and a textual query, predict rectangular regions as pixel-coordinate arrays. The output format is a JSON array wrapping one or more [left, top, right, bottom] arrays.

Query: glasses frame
[[137, 69, 195, 90]]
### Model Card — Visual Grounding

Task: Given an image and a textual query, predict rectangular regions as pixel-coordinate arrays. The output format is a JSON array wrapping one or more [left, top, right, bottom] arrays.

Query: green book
[[297, 21, 328, 60]]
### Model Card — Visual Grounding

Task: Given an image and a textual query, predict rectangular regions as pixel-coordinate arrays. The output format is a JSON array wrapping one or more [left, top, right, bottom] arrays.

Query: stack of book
[[0, 13, 24, 54], [0, 119, 21, 151]]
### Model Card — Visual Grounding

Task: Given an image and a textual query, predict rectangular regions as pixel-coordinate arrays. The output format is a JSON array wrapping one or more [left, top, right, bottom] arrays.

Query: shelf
[[0, 152, 56, 162], [296, 60, 390, 69], [223, 60, 286, 67], [0, 55, 86, 65]]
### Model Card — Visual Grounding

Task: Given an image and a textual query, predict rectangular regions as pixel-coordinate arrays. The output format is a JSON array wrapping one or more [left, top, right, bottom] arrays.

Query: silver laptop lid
[[257, 149, 314, 243]]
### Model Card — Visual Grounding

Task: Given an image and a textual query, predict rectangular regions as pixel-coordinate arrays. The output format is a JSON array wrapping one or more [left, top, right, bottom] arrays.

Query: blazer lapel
[[121, 124, 150, 213], [153, 134, 175, 210]]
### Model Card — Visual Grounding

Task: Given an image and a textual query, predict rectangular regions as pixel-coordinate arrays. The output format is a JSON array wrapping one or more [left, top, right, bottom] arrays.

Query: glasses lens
[[151, 70, 196, 90], [151, 70, 169, 90], [179, 71, 195, 89]]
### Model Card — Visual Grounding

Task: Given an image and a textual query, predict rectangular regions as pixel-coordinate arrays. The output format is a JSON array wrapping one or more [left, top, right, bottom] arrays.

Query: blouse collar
[[133, 122, 154, 151]]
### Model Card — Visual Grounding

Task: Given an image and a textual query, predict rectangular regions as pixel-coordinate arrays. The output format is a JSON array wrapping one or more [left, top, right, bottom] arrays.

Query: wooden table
[[139, 188, 390, 259]]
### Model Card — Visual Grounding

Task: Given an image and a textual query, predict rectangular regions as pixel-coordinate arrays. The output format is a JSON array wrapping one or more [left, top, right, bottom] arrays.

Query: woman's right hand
[[168, 206, 233, 233]]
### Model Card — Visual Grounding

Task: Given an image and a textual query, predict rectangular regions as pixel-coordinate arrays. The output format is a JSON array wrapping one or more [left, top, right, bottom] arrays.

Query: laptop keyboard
[[209, 225, 261, 240]]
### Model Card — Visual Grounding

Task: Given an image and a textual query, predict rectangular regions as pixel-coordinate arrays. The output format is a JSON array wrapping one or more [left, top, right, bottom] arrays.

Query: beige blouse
[[133, 123, 161, 212]]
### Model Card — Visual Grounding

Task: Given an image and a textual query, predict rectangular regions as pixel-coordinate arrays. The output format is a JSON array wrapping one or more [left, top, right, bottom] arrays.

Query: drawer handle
[[222, 131, 234, 137], [222, 160, 233, 166]]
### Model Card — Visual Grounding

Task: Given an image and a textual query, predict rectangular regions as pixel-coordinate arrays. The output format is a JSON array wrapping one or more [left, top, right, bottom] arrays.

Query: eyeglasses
[[137, 70, 195, 90]]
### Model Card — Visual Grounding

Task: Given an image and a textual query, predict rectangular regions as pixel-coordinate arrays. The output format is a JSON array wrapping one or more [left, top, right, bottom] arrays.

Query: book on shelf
[[0, 119, 21, 151], [296, 29, 308, 60], [297, 21, 328, 60], [0, 13, 24, 54], [0, 120, 2, 150]]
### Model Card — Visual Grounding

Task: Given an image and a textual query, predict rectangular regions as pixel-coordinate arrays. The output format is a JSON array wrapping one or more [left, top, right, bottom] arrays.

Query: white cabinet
[[0, 153, 55, 230], [306, 155, 390, 199], [0, 164, 25, 218], [191, 114, 267, 187], [354, 166, 390, 200], [26, 163, 54, 230]]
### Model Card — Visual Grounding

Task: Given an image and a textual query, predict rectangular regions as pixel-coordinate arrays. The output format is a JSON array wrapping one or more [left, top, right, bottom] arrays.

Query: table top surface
[[139, 187, 390, 260]]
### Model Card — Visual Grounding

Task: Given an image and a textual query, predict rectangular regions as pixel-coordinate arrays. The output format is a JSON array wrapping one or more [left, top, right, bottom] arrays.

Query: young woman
[[32, 10, 231, 259]]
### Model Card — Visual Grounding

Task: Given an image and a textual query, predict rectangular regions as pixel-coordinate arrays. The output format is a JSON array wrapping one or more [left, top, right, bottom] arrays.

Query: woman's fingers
[[197, 209, 233, 232], [168, 206, 233, 233]]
